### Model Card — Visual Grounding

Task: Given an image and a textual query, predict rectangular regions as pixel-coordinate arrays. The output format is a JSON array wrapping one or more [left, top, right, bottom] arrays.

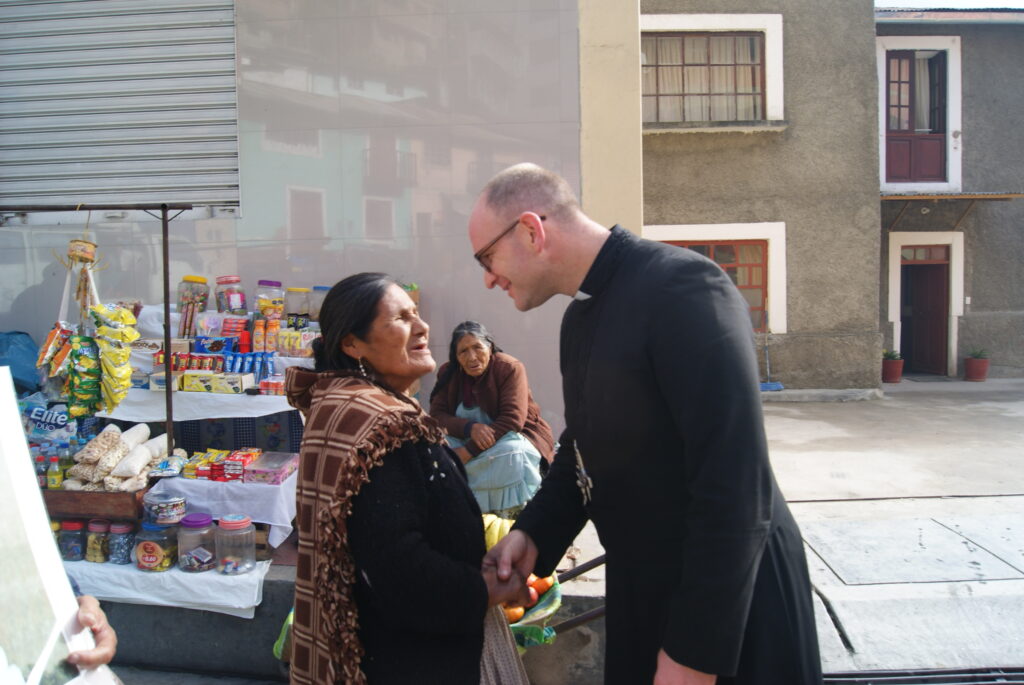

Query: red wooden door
[[906, 263, 949, 374]]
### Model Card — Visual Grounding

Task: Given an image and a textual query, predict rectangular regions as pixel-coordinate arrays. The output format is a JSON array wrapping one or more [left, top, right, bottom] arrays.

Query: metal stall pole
[[161, 204, 174, 457]]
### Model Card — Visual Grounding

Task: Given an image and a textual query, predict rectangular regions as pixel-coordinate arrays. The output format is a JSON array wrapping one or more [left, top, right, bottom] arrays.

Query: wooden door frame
[[887, 231, 963, 376]]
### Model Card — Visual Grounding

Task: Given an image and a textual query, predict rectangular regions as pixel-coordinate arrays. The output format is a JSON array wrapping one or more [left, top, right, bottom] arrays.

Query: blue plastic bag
[[0, 330, 40, 393]]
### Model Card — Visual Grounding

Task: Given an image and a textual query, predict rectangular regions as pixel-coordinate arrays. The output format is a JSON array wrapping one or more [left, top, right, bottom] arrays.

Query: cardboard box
[[131, 337, 190, 355], [148, 371, 180, 391], [180, 371, 255, 394]]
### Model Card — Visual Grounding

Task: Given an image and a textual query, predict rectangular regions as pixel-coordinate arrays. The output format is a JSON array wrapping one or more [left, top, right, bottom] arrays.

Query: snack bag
[[36, 322, 74, 368]]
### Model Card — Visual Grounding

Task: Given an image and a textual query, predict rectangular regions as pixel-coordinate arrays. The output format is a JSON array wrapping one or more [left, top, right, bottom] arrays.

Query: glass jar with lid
[[178, 513, 217, 572], [215, 275, 248, 315], [135, 521, 177, 572], [255, 280, 285, 321], [215, 514, 256, 575], [58, 520, 85, 561], [107, 521, 135, 565], [285, 287, 310, 329], [85, 518, 110, 563], [309, 285, 330, 323]]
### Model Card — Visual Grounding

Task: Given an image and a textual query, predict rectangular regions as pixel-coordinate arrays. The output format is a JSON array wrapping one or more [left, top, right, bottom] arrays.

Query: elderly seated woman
[[429, 321, 554, 518]]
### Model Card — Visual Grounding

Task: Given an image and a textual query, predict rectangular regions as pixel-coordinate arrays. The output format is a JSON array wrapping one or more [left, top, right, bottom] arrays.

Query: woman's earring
[[358, 358, 368, 378]]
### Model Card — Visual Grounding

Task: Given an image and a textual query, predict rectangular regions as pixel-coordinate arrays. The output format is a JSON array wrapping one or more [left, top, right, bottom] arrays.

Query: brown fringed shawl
[[285, 367, 447, 685]]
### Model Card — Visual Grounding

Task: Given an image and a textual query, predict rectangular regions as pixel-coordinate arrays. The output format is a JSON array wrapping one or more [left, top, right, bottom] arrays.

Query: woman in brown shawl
[[285, 273, 527, 685]]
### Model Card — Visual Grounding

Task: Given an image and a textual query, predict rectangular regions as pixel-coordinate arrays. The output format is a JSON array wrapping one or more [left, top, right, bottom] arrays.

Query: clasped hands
[[481, 529, 538, 607]]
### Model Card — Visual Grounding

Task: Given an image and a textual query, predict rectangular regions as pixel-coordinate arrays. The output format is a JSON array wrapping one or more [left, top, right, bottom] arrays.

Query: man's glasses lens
[[474, 215, 545, 271]]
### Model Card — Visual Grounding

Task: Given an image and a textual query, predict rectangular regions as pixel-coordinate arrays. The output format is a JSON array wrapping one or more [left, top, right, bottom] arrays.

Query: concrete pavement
[[526, 378, 1024, 681], [765, 378, 1024, 672]]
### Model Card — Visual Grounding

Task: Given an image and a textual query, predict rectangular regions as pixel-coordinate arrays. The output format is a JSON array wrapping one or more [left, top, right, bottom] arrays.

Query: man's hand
[[482, 566, 531, 607], [653, 649, 716, 685], [68, 595, 117, 669], [482, 529, 538, 584], [470, 423, 496, 450]]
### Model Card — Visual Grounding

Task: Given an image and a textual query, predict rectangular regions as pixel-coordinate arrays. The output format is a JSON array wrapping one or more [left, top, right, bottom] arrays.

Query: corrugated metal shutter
[[0, 0, 239, 207]]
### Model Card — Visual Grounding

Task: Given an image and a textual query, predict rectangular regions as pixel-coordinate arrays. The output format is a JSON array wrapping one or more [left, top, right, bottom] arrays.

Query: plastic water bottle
[[46, 456, 64, 490], [34, 449, 47, 489], [57, 441, 73, 476]]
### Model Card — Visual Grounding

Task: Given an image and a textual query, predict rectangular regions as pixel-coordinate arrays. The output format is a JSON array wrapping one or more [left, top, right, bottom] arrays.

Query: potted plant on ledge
[[882, 349, 904, 383], [964, 349, 990, 382]]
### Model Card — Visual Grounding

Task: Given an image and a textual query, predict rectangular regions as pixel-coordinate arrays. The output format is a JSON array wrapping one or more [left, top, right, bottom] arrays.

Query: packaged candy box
[[180, 371, 255, 394], [244, 452, 299, 485]]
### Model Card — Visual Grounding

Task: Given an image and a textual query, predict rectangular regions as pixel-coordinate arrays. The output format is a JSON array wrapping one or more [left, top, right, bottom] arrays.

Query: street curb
[[762, 388, 882, 402]]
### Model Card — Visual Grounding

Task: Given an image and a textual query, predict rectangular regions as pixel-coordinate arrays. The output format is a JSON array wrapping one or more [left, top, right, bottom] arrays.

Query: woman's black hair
[[429, 320, 502, 399], [312, 272, 397, 373]]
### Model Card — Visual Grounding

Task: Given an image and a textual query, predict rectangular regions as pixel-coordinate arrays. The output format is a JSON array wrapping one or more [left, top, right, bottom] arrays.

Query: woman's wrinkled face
[[456, 334, 492, 377], [343, 284, 434, 393]]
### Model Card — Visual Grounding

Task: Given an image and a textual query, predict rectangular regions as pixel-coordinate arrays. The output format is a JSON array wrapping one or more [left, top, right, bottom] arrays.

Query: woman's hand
[[470, 423, 496, 450], [454, 446, 473, 464]]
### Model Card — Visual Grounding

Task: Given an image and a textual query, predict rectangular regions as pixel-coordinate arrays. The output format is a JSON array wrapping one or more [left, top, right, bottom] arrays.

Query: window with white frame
[[640, 14, 784, 127], [877, 36, 961, 192], [644, 222, 788, 334]]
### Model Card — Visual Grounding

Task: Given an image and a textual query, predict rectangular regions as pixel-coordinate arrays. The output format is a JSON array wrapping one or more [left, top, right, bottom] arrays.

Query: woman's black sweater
[[347, 440, 488, 684]]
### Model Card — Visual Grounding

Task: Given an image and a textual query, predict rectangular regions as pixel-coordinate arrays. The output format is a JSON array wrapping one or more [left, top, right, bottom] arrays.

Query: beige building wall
[[578, 0, 643, 232]]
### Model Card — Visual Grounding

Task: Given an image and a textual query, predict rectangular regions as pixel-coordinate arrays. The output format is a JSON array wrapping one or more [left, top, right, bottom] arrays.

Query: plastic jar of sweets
[[285, 287, 310, 329], [107, 521, 135, 564], [215, 514, 256, 575], [85, 519, 110, 563], [178, 513, 217, 572], [177, 275, 210, 313], [58, 520, 85, 561], [143, 490, 186, 525], [215, 275, 247, 315], [135, 522, 177, 572], [308, 285, 330, 323], [255, 280, 285, 321]]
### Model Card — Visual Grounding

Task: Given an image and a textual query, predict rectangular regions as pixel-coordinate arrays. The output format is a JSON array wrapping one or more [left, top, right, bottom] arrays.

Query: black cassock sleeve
[[511, 429, 588, 577], [650, 256, 774, 675]]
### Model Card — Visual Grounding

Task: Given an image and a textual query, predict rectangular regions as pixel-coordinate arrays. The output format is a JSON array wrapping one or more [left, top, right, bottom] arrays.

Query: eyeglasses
[[473, 214, 545, 272]]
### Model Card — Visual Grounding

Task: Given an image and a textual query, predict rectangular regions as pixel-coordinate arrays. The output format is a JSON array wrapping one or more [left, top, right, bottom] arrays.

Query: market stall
[[3, 203, 323, 621]]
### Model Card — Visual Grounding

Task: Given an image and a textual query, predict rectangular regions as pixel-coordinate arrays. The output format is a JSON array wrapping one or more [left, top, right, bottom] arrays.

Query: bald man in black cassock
[[471, 163, 823, 685]]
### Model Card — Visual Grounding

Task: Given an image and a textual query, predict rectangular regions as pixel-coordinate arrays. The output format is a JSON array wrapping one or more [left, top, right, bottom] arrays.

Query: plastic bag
[[0, 330, 41, 392]]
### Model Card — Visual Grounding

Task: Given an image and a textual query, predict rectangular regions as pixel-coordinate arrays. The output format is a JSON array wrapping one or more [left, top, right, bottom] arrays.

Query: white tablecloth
[[65, 559, 272, 619], [98, 387, 294, 422], [149, 471, 297, 547]]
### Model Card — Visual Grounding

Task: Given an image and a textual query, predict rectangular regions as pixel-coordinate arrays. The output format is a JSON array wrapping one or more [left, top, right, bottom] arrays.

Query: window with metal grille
[[641, 32, 765, 124], [668, 240, 769, 331]]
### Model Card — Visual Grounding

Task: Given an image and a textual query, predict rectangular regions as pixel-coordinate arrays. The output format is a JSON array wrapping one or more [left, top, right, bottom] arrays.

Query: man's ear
[[521, 212, 547, 254]]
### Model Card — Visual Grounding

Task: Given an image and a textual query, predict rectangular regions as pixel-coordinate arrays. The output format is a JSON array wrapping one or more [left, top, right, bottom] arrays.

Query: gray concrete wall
[[641, 0, 883, 389], [878, 23, 1024, 377]]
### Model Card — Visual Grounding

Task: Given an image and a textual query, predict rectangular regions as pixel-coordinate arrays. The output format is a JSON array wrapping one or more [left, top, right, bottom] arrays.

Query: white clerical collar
[[573, 290, 592, 301]]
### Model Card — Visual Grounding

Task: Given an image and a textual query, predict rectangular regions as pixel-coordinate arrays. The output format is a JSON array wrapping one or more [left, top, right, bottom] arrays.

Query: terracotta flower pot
[[964, 357, 990, 382], [882, 358, 904, 383]]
